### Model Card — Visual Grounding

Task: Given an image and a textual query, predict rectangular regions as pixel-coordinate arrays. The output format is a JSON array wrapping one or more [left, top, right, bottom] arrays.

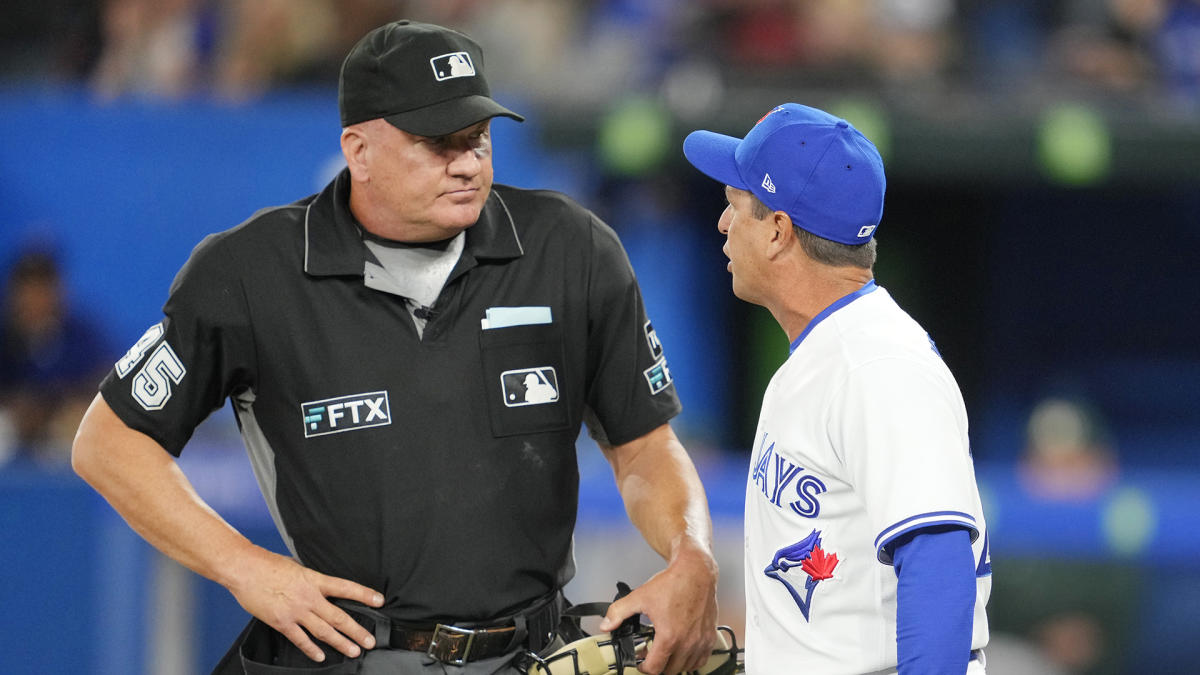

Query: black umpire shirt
[[100, 168, 681, 622]]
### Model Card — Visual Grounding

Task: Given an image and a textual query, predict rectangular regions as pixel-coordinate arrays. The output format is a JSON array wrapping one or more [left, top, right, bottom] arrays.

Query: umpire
[[72, 20, 719, 675]]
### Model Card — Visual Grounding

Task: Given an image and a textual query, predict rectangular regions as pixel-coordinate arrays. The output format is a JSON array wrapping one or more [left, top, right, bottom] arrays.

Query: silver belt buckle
[[428, 623, 477, 665]]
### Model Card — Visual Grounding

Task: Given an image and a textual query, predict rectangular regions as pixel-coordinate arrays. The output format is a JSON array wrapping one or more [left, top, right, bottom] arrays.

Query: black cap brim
[[382, 95, 524, 136]]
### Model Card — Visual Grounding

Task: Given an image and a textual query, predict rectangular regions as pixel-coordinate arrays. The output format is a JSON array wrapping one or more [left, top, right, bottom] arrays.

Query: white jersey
[[743, 282, 991, 674]]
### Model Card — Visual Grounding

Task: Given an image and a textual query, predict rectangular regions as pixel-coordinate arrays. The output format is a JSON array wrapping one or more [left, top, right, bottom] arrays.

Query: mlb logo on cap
[[338, 20, 524, 135], [430, 52, 476, 81]]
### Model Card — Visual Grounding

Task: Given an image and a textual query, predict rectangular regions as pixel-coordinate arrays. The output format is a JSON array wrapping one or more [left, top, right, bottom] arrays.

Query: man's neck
[[771, 266, 874, 345]]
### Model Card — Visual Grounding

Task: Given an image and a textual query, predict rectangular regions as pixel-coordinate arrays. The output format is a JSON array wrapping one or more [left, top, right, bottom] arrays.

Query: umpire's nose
[[447, 145, 483, 178]]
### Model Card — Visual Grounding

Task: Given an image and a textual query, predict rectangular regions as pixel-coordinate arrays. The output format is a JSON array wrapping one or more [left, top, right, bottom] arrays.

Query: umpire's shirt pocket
[[479, 323, 570, 437]]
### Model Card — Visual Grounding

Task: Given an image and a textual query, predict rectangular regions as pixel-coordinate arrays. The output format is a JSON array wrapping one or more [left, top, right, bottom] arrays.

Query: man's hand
[[71, 395, 385, 664], [599, 545, 719, 674], [230, 549, 385, 663], [598, 423, 720, 674]]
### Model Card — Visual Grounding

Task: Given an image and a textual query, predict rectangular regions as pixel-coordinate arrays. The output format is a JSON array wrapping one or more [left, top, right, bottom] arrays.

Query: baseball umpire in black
[[72, 20, 719, 675]]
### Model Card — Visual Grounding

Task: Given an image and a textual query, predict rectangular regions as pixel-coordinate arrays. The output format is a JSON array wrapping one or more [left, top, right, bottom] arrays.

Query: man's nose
[[448, 146, 482, 176], [717, 206, 732, 235]]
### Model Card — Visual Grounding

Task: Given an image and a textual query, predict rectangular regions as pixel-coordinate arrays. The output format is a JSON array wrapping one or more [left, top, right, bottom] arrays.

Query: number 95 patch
[[116, 322, 187, 411]]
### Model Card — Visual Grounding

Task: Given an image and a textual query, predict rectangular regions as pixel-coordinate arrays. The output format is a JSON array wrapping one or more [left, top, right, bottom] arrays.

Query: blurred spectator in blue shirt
[[1155, 0, 1200, 106], [0, 249, 113, 466]]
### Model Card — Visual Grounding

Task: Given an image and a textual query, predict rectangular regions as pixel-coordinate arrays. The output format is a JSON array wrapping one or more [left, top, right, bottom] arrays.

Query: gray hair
[[749, 193, 877, 270]]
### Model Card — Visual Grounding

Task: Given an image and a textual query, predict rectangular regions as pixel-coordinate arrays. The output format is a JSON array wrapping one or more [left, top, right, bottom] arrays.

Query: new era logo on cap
[[762, 173, 777, 194], [430, 52, 476, 81]]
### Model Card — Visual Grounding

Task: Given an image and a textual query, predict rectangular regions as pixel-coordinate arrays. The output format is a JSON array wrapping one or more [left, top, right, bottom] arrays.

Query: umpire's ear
[[341, 124, 370, 183]]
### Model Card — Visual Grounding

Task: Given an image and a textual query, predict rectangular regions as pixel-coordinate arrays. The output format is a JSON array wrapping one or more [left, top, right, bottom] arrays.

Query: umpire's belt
[[352, 590, 562, 665], [392, 622, 516, 664]]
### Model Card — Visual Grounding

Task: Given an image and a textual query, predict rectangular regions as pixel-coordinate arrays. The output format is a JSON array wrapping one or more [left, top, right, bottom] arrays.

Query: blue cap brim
[[683, 131, 747, 190]]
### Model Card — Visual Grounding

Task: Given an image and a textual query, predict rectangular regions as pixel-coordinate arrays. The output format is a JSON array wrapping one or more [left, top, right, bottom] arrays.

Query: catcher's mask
[[521, 583, 744, 675]]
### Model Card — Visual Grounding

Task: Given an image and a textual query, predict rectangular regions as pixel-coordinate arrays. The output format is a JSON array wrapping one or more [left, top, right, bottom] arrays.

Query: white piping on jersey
[[874, 510, 979, 564], [492, 191, 524, 256], [303, 200, 314, 274]]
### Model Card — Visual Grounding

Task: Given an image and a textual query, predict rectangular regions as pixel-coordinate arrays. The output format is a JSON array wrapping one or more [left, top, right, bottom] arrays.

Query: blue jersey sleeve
[[891, 525, 976, 674]]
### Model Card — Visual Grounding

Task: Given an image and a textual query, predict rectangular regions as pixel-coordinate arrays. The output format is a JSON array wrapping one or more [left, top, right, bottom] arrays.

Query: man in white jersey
[[682, 103, 991, 674]]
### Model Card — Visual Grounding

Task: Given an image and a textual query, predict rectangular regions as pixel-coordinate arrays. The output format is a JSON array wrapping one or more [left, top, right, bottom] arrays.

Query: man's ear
[[765, 210, 795, 260], [341, 126, 369, 182]]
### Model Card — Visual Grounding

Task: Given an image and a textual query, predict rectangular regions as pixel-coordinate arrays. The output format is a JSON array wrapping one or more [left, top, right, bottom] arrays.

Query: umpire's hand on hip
[[229, 547, 385, 663], [599, 542, 720, 675]]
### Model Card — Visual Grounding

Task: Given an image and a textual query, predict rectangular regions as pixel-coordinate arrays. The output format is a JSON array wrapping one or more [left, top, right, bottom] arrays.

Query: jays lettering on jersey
[[743, 282, 990, 674], [99, 169, 680, 623]]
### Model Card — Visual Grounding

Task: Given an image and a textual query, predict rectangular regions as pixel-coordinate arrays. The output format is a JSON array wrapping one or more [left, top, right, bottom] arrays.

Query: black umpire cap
[[338, 20, 525, 136]]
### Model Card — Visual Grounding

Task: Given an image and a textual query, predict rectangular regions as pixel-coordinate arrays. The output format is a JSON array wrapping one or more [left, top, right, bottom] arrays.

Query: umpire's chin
[[432, 184, 491, 231]]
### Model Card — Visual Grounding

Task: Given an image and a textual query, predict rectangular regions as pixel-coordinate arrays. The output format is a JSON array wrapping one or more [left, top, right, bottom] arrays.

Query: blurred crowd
[[1, 0, 1198, 109], [0, 247, 113, 467]]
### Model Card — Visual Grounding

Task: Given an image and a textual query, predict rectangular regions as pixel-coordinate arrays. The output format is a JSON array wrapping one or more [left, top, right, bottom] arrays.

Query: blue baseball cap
[[683, 103, 886, 245]]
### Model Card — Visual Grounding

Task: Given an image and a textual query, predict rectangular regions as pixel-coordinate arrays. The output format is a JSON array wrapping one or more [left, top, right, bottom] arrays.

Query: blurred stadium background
[[2, 1, 1199, 673]]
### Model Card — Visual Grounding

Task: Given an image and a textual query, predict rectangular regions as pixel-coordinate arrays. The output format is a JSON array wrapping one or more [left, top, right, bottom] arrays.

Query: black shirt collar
[[303, 168, 523, 277]]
